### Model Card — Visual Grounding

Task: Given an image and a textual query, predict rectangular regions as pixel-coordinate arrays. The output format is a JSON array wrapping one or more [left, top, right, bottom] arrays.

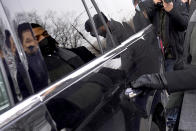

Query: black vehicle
[[0, 0, 169, 131]]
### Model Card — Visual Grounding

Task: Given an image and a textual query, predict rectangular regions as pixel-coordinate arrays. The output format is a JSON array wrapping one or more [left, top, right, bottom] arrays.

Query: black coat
[[161, 10, 196, 130], [133, 9, 150, 33], [105, 19, 128, 51], [121, 27, 163, 81], [120, 10, 163, 81], [142, 0, 189, 70], [67, 46, 96, 63], [165, 10, 196, 93], [43, 48, 84, 82]]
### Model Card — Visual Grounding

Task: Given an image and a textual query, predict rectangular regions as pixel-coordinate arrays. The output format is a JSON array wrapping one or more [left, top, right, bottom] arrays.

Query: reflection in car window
[[85, 12, 130, 52], [11, 0, 100, 55], [30, 23, 86, 83], [9, 0, 97, 76], [2, 29, 35, 103], [0, 3, 34, 103], [81, 0, 136, 53], [0, 1, 165, 131], [85, 0, 150, 51], [17, 23, 49, 92], [0, 0, 150, 103], [0, 0, 98, 102]]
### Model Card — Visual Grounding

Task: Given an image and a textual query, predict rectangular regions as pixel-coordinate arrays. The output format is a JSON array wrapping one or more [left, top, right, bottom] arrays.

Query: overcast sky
[[1, 0, 136, 48], [2, 0, 135, 22]]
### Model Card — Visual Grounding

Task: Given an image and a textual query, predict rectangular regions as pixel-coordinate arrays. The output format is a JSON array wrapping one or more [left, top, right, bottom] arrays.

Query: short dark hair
[[30, 23, 42, 28], [5, 30, 11, 48], [17, 23, 35, 44], [93, 12, 108, 29], [85, 19, 92, 32]]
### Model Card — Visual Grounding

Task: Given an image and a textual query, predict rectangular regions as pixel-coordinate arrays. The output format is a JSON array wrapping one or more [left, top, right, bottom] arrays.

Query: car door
[[0, 0, 167, 131]]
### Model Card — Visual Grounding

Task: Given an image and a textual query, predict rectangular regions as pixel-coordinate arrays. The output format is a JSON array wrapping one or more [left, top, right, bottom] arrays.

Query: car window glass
[[5, 0, 101, 55], [86, 0, 151, 52], [0, 0, 104, 103], [4, 0, 102, 74], [86, 0, 135, 52], [0, 3, 34, 104], [0, 0, 154, 115], [0, 1, 161, 130]]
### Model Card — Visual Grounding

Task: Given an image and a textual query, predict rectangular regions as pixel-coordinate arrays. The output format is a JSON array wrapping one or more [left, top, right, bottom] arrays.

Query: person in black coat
[[126, 10, 196, 130], [85, 12, 128, 52], [140, 0, 189, 71], [127, 10, 196, 98], [31, 23, 85, 82], [17, 23, 49, 93], [129, 67, 196, 93]]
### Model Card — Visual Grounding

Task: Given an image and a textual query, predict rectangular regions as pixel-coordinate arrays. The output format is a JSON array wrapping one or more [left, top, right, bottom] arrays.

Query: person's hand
[[163, 0, 173, 12], [153, 0, 162, 5], [130, 73, 167, 90]]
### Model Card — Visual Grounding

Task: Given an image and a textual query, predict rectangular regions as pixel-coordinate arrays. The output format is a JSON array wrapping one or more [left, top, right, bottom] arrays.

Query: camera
[[156, 2, 163, 8], [156, 0, 172, 8]]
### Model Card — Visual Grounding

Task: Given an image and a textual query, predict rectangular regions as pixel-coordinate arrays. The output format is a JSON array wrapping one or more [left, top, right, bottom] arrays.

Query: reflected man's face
[[22, 30, 38, 54], [32, 27, 49, 43], [32, 27, 57, 56]]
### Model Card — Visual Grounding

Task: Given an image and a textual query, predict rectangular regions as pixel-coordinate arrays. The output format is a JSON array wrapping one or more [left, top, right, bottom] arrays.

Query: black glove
[[130, 73, 167, 90]]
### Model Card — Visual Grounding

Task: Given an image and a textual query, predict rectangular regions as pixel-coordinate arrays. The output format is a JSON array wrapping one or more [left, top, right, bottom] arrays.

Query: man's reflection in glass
[[3, 30, 23, 102], [85, 12, 128, 52], [30, 23, 84, 82], [131, 0, 150, 33], [17, 23, 49, 92]]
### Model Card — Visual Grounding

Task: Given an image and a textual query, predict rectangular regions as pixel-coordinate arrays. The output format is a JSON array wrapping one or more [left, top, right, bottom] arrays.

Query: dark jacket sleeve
[[168, 2, 189, 31], [165, 67, 196, 93], [68, 46, 96, 63]]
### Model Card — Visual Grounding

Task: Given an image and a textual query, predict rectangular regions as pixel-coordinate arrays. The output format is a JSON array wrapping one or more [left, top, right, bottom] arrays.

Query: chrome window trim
[[0, 24, 152, 129], [0, 95, 41, 128]]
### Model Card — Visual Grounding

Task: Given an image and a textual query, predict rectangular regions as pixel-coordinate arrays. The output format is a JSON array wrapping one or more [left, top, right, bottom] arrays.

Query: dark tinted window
[[0, 0, 100, 102]]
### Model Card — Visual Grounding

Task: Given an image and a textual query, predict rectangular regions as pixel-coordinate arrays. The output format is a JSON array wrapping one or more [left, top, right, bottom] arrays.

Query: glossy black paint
[[0, 0, 168, 131]]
